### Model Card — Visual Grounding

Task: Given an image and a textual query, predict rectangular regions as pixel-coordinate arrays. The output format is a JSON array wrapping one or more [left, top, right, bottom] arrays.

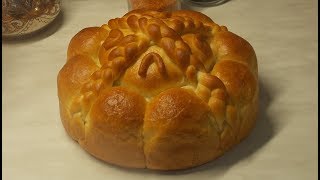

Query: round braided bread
[[57, 10, 258, 170]]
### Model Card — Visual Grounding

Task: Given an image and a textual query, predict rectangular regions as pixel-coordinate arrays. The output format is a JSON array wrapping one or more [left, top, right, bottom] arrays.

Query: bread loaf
[[57, 10, 259, 170]]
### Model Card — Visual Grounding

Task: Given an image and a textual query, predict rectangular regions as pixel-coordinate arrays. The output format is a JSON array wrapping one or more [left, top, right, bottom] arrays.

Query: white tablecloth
[[2, 0, 318, 179]]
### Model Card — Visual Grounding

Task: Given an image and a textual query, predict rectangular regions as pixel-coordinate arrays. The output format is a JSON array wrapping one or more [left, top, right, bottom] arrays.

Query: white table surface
[[2, 0, 318, 179]]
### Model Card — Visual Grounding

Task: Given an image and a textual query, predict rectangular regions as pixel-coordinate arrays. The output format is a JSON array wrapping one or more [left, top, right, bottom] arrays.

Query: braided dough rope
[[57, 10, 258, 170]]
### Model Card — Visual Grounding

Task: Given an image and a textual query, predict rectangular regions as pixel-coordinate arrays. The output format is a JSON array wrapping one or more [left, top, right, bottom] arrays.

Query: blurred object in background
[[2, 0, 61, 37], [183, 0, 229, 6], [127, 0, 181, 12]]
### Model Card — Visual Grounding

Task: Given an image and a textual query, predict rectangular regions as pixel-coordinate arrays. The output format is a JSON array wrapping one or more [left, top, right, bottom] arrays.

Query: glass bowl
[[2, 0, 61, 37]]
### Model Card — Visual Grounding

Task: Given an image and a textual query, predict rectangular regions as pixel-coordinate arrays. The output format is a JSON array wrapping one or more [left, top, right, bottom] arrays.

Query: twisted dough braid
[[57, 10, 258, 170]]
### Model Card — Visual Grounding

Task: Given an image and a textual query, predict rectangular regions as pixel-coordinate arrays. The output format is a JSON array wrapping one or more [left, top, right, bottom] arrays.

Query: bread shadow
[[2, 10, 64, 44], [89, 77, 281, 177]]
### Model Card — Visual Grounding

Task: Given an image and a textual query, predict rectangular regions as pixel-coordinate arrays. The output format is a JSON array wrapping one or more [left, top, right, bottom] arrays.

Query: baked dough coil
[[57, 10, 258, 170]]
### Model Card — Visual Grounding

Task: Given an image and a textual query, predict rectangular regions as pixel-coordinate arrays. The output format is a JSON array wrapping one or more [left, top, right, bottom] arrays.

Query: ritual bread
[[57, 10, 259, 170]]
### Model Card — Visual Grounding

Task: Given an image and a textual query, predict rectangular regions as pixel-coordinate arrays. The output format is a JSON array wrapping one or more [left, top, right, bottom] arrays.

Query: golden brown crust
[[212, 31, 258, 76], [211, 60, 257, 105], [143, 88, 221, 170], [58, 55, 99, 103], [80, 87, 146, 168], [57, 55, 98, 141], [67, 27, 109, 61], [172, 10, 215, 24], [57, 10, 259, 170]]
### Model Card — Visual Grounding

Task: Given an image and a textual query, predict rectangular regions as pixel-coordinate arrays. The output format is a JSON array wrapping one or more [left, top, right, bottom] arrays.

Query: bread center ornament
[[57, 10, 259, 170]]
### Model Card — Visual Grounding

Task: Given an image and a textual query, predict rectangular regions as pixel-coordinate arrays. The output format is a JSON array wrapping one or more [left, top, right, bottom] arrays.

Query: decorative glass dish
[[2, 0, 61, 37]]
